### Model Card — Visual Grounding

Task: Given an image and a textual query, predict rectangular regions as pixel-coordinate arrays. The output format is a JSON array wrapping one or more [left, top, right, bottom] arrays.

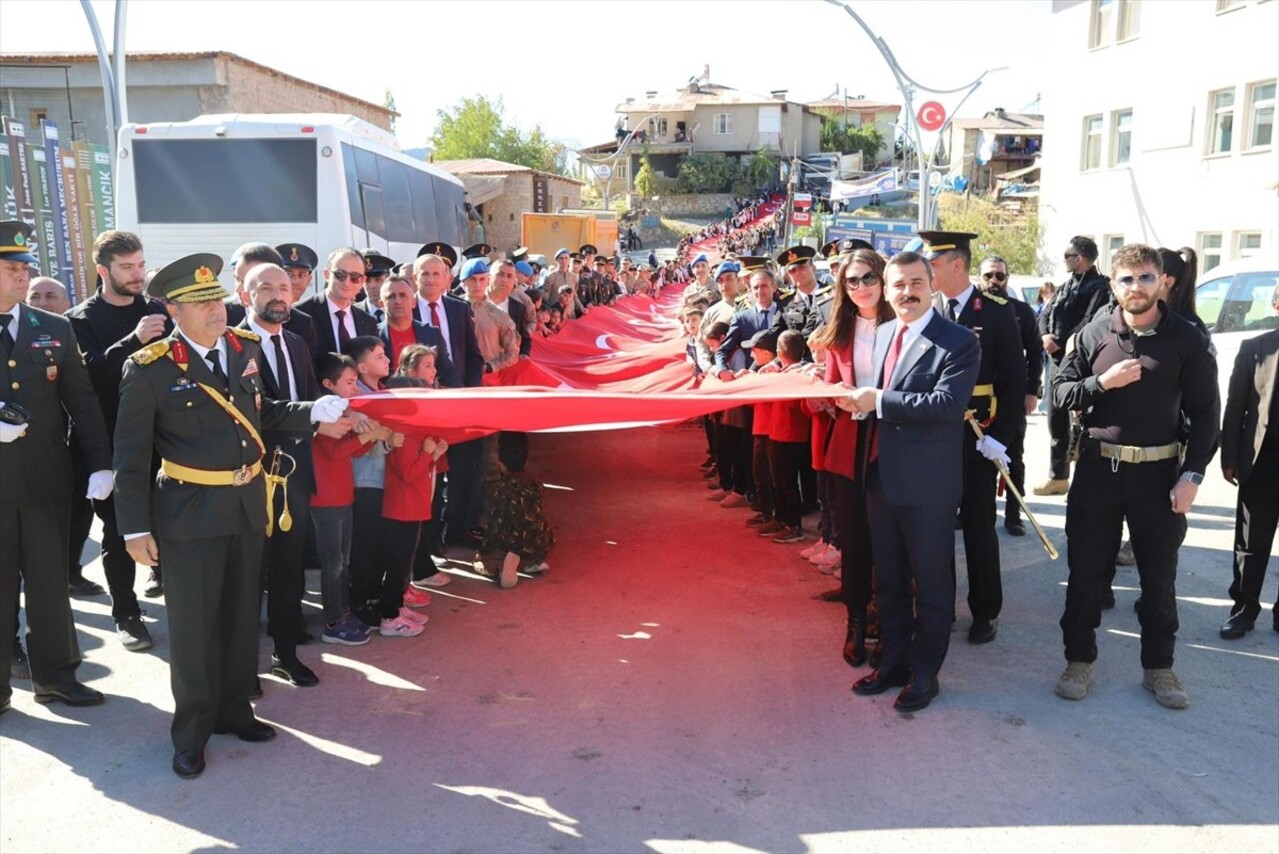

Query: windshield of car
[[1198, 269, 1279, 333]]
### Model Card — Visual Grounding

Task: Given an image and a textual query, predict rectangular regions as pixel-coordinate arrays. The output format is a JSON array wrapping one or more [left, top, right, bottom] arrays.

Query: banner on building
[[532, 175, 549, 213]]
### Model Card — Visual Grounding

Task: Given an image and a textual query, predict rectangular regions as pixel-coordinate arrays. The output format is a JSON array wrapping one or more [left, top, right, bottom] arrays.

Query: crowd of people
[[672, 231, 1277, 715], [1, 210, 1275, 777], [675, 193, 781, 265]]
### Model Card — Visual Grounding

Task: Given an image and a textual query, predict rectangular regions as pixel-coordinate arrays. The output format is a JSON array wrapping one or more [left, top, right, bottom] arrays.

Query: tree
[[431, 95, 571, 176], [634, 146, 657, 198], [743, 147, 779, 189], [818, 111, 885, 164], [383, 88, 398, 132], [674, 153, 739, 193], [939, 194, 1040, 274]]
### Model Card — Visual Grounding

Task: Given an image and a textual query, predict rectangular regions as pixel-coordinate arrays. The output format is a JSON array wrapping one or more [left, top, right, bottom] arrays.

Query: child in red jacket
[[768, 330, 812, 544]]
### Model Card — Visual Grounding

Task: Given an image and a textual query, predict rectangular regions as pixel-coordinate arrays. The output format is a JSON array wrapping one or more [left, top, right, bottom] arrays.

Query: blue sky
[[1, 0, 1052, 152]]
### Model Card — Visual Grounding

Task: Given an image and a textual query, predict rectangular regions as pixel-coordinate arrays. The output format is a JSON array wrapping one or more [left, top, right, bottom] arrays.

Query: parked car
[[1196, 256, 1278, 334]]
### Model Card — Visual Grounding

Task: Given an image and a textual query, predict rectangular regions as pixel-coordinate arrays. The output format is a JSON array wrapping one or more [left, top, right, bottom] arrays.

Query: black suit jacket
[[377, 319, 462, 388], [1009, 296, 1045, 398], [226, 303, 318, 358], [0, 304, 111, 507], [412, 294, 484, 387], [297, 293, 378, 356], [507, 299, 532, 357], [113, 328, 314, 538], [1222, 329, 1278, 483], [950, 290, 1027, 447], [238, 319, 321, 488]]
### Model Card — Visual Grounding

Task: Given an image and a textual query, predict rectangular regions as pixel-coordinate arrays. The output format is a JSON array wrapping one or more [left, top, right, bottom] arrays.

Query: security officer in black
[[0, 220, 113, 712], [769, 244, 831, 359], [921, 231, 1026, 645], [1053, 243, 1218, 709], [977, 254, 1044, 535], [577, 244, 602, 307], [113, 253, 349, 777]]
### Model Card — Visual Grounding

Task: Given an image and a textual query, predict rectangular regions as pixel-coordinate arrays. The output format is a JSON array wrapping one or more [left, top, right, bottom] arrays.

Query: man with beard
[[240, 263, 324, 687], [1036, 236, 1110, 495], [233, 243, 320, 358], [1051, 244, 1218, 710], [978, 255, 1043, 536], [66, 230, 171, 641]]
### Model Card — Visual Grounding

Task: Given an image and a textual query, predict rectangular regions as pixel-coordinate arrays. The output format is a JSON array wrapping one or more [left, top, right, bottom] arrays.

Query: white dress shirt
[[248, 317, 297, 401], [875, 307, 936, 417], [417, 294, 453, 359], [853, 315, 876, 385], [326, 296, 357, 347]]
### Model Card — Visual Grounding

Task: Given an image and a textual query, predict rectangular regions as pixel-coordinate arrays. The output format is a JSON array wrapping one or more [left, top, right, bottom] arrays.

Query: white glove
[[309, 394, 349, 424], [86, 470, 115, 500], [975, 435, 1011, 469], [0, 421, 28, 443]]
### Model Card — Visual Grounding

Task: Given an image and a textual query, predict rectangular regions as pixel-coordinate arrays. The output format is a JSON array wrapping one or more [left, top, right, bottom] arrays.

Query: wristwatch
[[1180, 471, 1204, 486]]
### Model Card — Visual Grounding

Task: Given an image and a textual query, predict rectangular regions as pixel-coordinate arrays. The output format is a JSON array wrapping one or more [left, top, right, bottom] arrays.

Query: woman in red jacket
[[810, 249, 893, 668]]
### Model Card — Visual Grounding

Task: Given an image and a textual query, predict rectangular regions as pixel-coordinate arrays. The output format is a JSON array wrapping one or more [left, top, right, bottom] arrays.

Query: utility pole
[[782, 151, 798, 248]]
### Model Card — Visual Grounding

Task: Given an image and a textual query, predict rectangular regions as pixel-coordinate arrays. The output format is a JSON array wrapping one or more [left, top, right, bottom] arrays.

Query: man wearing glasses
[[978, 255, 1044, 536], [297, 248, 379, 355], [1051, 243, 1219, 710], [1035, 237, 1110, 496]]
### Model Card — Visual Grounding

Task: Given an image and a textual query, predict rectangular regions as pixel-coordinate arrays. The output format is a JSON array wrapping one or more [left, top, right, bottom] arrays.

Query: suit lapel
[[893, 316, 939, 385], [1259, 331, 1279, 419], [873, 320, 895, 386]]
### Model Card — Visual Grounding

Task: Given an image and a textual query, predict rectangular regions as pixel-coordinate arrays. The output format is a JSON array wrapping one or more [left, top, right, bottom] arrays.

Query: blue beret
[[691, 253, 709, 266], [554, 247, 570, 260], [714, 261, 741, 278], [460, 257, 490, 280], [514, 260, 535, 276]]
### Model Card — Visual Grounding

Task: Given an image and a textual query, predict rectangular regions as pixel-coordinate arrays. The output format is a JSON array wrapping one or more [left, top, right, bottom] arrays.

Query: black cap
[[462, 242, 492, 260], [743, 329, 778, 351], [361, 248, 396, 275], [917, 231, 979, 260], [0, 220, 38, 265], [579, 243, 598, 256], [776, 245, 817, 268], [822, 238, 875, 260], [570, 252, 583, 261], [737, 256, 771, 273], [275, 243, 318, 271], [416, 242, 459, 268], [147, 253, 228, 303]]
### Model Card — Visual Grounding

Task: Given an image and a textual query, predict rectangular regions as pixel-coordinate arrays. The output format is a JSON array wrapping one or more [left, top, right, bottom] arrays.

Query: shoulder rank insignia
[[229, 326, 261, 343], [983, 292, 1008, 305], [131, 340, 171, 365]]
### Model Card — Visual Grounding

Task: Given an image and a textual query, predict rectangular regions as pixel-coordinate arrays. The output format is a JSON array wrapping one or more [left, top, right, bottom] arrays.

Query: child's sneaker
[[322, 616, 370, 646], [403, 585, 432, 608], [398, 606, 429, 626], [379, 615, 424, 637]]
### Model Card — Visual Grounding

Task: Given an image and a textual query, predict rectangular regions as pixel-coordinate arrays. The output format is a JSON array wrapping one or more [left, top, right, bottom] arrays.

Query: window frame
[[1081, 114, 1104, 171], [1102, 234, 1126, 274], [1110, 108, 1133, 166], [1234, 230, 1262, 260], [712, 113, 732, 135], [1206, 88, 1236, 156], [1214, 0, 1244, 12], [1116, 0, 1141, 41], [1198, 232, 1223, 273], [1244, 79, 1276, 151]]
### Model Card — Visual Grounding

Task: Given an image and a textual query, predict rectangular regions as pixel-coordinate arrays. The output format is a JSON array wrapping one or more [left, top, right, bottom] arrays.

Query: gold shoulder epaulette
[[777, 288, 795, 301], [131, 340, 170, 365], [813, 285, 832, 297], [230, 327, 260, 343], [984, 292, 1008, 305]]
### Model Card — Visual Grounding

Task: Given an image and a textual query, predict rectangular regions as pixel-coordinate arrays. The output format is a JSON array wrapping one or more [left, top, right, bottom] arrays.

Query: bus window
[[342, 144, 363, 230], [408, 169, 438, 241], [435, 179, 465, 245], [358, 183, 386, 246], [134, 139, 317, 224], [379, 157, 415, 244]]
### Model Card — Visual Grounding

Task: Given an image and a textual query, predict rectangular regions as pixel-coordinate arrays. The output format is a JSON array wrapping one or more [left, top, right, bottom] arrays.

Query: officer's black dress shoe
[[270, 655, 319, 687], [852, 665, 910, 696], [172, 749, 205, 779], [894, 677, 940, 713], [33, 681, 105, 706], [843, 618, 868, 668], [295, 628, 315, 646], [1100, 588, 1116, 610], [68, 576, 106, 597], [213, 719, 276, 742], [249, 678, 263, 700], [1219, 613, 1256, 640], [869, 642, 883, 669], [968, 618, 998, 645], [1004, 519, 1026, 537], [816, 586, 842, 602]]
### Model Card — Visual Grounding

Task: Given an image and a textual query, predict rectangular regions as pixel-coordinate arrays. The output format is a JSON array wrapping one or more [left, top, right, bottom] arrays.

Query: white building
[[1038, 0, 1278, 277]]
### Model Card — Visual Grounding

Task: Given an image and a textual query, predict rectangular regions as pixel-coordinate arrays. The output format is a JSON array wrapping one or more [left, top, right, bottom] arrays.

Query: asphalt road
[[1, 416, 1276, 853]]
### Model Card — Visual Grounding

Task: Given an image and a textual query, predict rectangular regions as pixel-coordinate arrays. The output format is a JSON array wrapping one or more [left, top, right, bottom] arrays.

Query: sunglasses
[[1063, 252, 1080, 260], [981, 271, 1008, 282], [1115, 272, 1159, 289], [330, 269, 367, 284], [843, 272, 880, 289]]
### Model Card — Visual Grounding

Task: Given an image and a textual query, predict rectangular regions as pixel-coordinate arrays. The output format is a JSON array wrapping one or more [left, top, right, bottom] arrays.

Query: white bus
[[114, 113, 469, 295]]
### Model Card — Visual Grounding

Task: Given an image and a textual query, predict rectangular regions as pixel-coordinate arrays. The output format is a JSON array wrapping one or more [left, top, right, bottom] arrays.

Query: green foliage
[[383, 88, 398, 132], [939, 195, 1040, 274], [818, 111, 885, 163], [744, 148, 779, 189], [634, 147, 658, 199], [673, 153, 738, 193], [431, 95, 571, 176]]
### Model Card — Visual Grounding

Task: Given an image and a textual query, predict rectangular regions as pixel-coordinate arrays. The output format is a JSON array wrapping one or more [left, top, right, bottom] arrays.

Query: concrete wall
[[1039, 0, 1279, 277], [638, 193, 736, 217], [480, 173, 583, 253]]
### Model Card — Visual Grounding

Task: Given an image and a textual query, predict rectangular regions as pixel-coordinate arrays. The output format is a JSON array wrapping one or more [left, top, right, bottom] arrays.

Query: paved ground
[[1, 416, 1277, 853]]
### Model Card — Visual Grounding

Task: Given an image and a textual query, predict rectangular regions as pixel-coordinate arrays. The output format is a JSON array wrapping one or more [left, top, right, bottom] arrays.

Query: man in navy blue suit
[[838, 250, 980, 713], [377, 276, 461, 388], [714, 264, 781, 380]]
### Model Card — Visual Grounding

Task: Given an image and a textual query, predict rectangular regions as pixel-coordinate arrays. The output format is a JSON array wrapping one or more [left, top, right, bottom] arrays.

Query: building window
[[1235, 231, 1262, 259], [1215, 0, 1244, 11], [1246, 80, 1275, 149], [648, 117, 668, 137], [1089, 0, 1114, 48], [1110, 109, 1133, 165], [1082, 114, 1103, 170], [713, 113, 732, 135], [1116, 0, 1141, 40], [1199, 232, 1223, 272], [1103, 234, 1125, 273], [1208, 89, 1235, 154]]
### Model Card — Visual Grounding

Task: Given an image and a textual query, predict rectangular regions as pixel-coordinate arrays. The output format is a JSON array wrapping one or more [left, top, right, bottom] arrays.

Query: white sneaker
[[499, 552, 520, 589], [816, 550, 842, 575], [398, 606, 429, 626], [379, 616, 424, 637], [412, 573, 452, 589], [808, 543, 836, 565], [525, 561, 549, 575], [799, 542, 825, 560]]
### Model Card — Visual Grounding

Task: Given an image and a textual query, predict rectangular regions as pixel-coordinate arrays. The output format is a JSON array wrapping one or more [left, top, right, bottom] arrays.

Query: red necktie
[[429, 302, 441, 328], [870, 323, 909, 462]]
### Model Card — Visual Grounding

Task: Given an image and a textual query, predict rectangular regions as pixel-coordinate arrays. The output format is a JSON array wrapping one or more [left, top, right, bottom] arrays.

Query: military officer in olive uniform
[[113, 253, 350, 778], [769, 244, 832, 360], [921, 231, 1027, 645], [0, 221, 114, 713]]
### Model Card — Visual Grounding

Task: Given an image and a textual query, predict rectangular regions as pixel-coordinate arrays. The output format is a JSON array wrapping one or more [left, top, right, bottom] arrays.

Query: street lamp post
[[577, 112, 667, 210], [823, 0, 1005, 231]]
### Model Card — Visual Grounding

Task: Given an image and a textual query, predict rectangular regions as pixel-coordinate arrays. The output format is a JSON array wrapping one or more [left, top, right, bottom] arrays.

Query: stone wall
[[634, 193, 736, 217], [218, 57, 394, 131], [480, 174, 583, 254]]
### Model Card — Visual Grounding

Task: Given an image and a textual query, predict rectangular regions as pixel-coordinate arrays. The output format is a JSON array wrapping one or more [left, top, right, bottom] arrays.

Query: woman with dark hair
[[1157, 246, 1208, 336], [809, 249, 894, 667]]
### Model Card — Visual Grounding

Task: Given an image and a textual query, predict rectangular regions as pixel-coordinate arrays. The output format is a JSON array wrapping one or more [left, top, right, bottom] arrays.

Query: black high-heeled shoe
[[843, 617, 867, 668]]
